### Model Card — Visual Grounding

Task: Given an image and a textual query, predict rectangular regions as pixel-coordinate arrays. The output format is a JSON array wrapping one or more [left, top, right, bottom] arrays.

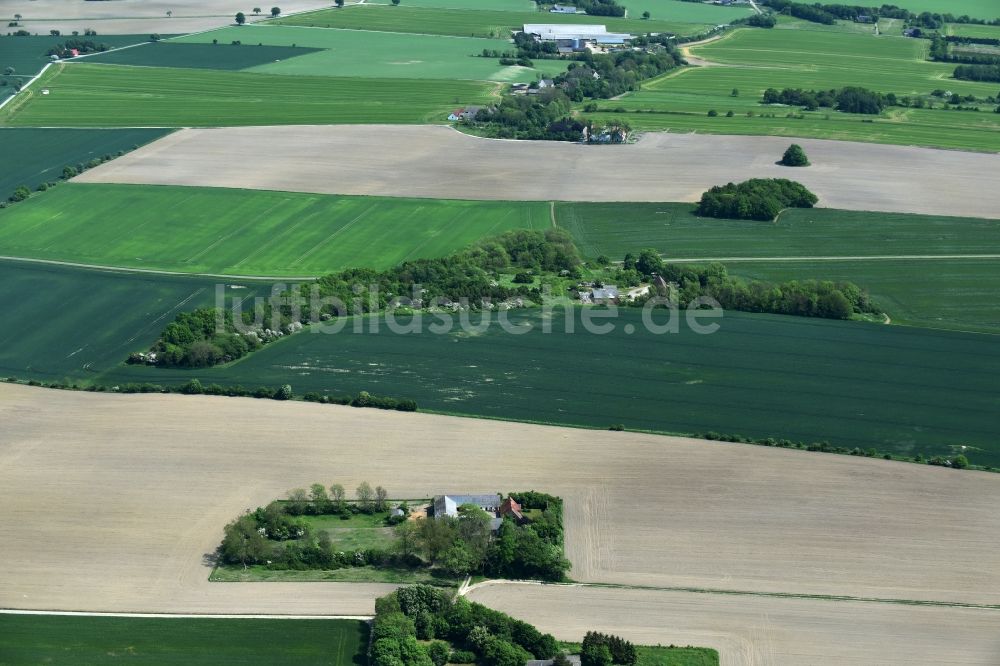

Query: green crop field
[[882, 0, 1000, 21], [0, 63, 495, 127], [589, 26, 1000, 151], [0, 184, 549, 276], [370, 0, 535, 8], [0, 127, 169, 196], [100, 308, 1000, 466], [0, 614, 368, 665], [274, 5, 711, 38], [0, 260, 267, 382], [621, 0, 751, 23], [557, 203, 1000, 333], [178, 26, 569, 82], [0, 34, 157, 81], [944, 22, 1000, 38], [82, 41, 324, 71]]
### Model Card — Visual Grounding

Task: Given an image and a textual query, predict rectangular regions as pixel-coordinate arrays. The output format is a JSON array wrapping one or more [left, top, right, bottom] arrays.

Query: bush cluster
[[696, 178, 818, 221], [762, 86, 888, 114]]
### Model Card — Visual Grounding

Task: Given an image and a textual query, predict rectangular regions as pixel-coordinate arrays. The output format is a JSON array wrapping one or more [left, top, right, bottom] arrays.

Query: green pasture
[[82, 41, 324, 70], [0, 63, 495, 127], [593, 26, 1000, 151], [880, 0, 1000, 21], [557, 203, 1000, 333], [178, 26, 568, 82], [0, 614, 368, 665], [101, 308, 1000, 466], [0, 34, 155, 81], [621, 0, 751, 23], [274, 6, 711, 38], [561, 642, 719, 666], [0, 260, 266, 382], [0, 184, 548, 276], [944, 22, 1000, 38], [363, 0, 536, 9], [0, 127, 169, 195]]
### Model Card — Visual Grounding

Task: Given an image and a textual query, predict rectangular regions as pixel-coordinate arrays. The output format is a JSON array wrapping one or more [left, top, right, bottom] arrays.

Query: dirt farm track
[[3, 384, 1000, 664], [77, 125, 1000, 219]]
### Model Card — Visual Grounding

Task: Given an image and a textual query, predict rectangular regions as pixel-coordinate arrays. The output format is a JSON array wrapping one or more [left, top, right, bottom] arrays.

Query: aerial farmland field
[[100, 308, 1000, 465], [0, 614, 369, 666], [81, 41, 324, 71], [274, 5, 712, 38], [177, 26, 569, 81], [0, 127, 170, 196], [0, 184, 548, 276], [596, 26, 1000, 151], [882, 0, 1000, 20], [0, 63, 495, 127]]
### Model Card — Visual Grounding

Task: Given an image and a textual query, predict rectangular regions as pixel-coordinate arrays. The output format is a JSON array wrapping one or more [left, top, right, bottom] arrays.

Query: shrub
[[707, 109, 718, 117], [780, 143, 810, 167], [8, 185, 31, 202]]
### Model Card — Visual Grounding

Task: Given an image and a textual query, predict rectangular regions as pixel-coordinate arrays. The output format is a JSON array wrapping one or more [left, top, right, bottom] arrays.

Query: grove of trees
[[696, 178, 818, 221]]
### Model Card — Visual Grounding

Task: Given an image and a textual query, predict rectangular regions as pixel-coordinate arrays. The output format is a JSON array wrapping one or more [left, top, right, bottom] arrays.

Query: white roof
[[524, 24, 611, 39]]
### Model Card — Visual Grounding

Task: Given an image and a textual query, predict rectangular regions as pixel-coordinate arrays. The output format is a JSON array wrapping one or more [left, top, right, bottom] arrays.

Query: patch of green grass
[[944, 22, 1000, 38], [881, 0, 1000, 21], [622, 0, 751, 24], [560, 642, 718, 666], [82, 41, 324, 70], [0, 62, 495, 127], [100, 308, 1000, 466], [557, 203, 1000, 333], [211, 564, 459, 585], [0, 614, 368, 665], [0, 260, 268, 383], [300, 513, 398, 550], [367, 0, 536, 9], [0, 184, 549, 276], [0, 127, 170, 195], [177, 26, 567, 82], [595, 26, 1000, 152], [274, 5, 711, 38]]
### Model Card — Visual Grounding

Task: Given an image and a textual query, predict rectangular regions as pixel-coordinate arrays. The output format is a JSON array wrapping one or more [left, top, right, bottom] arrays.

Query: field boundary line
[[0, 608, 372, 620], [664, 254, 1000, 263], [461, 579, 1000, 611], [0, 255, 319, 282]]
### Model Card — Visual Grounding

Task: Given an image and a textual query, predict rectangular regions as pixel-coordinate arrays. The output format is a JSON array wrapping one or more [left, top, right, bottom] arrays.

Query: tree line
[[138, 228, 582, 368], [954, 64, 1000, 83], [929, 35, 1000, 66], [762, 86, 889, 114]]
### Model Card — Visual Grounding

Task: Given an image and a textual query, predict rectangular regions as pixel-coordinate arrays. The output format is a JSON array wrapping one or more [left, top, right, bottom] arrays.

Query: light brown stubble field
[[76, 125, 1000, 219]]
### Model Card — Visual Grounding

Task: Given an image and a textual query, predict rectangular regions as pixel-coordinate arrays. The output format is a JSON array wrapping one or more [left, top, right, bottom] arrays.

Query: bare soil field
[[76, 125, 1000, 218], [467, 584, 1000, 666], [9, 0, 336, 35], [3, 383, 1000, 613]]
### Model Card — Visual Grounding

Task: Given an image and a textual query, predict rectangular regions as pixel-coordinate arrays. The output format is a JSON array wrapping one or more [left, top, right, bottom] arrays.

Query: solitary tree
[[50, 29, 60, 36], [310, 483, 331, 512], [253, 7, 262, 14], [375, 485, 389, 511], [14, 14, 21, 22], [641, 10, 650, 19], [166, 10, 172, 17], [392, 0, 401, 5], [271, 6, 281, 17], [235, 11, 246, 24], [731, 87, 739, 97], [329, 483, 347, 513], [780, 143, 810, 167], [335, 0, 345, 7], [356, 481, 375, 511]]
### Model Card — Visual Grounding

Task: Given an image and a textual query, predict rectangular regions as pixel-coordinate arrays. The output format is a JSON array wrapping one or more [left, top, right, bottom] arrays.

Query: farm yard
[[175, 26, 569, 82], [0, 63, 495, 127], [73, 125, 1000, 219], [2, 383, 1000, 664], [0, 614, 369, 666], [0, 184, 548, 276], [100, 308, 1000, 466]]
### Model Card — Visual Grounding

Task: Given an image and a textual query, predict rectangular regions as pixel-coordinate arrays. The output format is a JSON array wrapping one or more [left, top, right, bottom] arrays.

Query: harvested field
[[3, 383, 1000, 614], [76, 125, 1000, 219], [466, 584, 1000, 666]]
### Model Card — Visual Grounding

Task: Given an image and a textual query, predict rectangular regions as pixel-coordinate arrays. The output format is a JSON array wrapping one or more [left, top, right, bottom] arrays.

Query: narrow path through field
[[0, 255, 317, 282]]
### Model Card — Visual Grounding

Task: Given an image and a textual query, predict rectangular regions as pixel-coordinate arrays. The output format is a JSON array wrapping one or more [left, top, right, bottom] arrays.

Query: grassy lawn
[[0, 260, 268, 383], [592, 26, 1000, 152], [274, 5, 712, 38], [300, 512, 398, 551], [82, 41, 324, 70], [557, 203, 1000, 334], [0, 184, 549, 276], [177, 26, 568, 82], [621, 0, 751, 23], [0, 614, 368, 665], [0, 127, 169, 196], [211, 564, 459, 585], [561, 642, 718, 666], [101, 308, 1000, 466], [0, 63, 495, 127], [880, 0, 1000, 20], [944, 23, 1000, 38]]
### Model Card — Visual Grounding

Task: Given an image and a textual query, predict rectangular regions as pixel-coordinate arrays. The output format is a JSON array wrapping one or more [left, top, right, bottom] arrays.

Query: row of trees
[[954, 64, 1000, 83], [141, 228, 582, 368], [762, 86, 889, 114], [929, 35, 1000, 66], [696, 178, 818, 221], [235, 7, 281, 24]]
